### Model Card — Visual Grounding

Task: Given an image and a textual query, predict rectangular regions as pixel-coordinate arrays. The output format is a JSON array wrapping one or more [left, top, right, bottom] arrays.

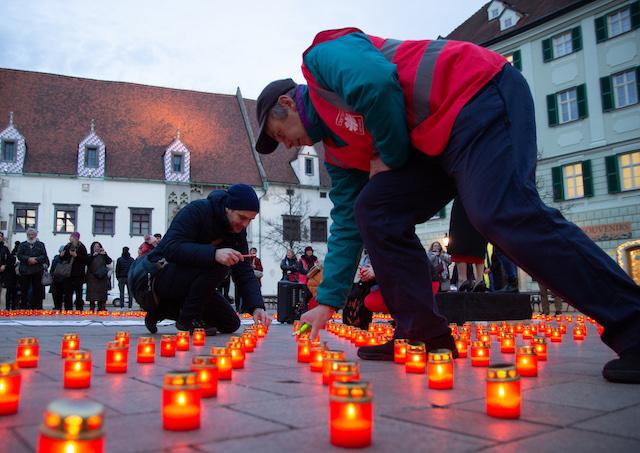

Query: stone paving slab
[[0, 316, 639, 452]]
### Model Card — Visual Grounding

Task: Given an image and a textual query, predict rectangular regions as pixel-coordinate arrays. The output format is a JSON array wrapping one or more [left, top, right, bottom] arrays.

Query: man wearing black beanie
[[130, 183, 271, 335]]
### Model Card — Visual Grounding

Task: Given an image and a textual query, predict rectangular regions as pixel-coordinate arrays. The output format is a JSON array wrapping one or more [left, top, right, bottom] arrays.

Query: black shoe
[[424, 332, 459, 359], [357, 340, 394, 361], [176, 318, 217, 336], [555, 311, 562, 316], [144, 312, 158, 334], [602, 347, 640, 384], [472, 281, 488, 292], [497, 283, 519, 293], [458, 280, 474, 292]]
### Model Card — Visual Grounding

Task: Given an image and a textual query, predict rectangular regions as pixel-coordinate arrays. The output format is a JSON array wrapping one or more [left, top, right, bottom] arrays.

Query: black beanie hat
[[226, 184, 260, 213]]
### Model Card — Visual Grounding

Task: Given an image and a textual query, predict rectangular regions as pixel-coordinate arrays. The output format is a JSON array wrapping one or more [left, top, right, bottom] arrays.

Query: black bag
[[93, 266, 108, 280], [342, 282, 373, 329], [128, 256, 166, 313], [53, 258, 73, 279]]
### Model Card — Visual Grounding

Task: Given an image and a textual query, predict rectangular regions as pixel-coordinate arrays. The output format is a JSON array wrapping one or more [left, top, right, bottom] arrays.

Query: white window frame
[[558, 89, 578, 124], [613, 70, 638, 108], [619, 152, 640, 191], [1, 140, 16, 162], [563, 163, 584, 199], [172, 153, 184, 173], [84, 145, 99, 168], [552, 31, 573, 58], [608, 7, 631, 38], [304, 157, 314, 176]]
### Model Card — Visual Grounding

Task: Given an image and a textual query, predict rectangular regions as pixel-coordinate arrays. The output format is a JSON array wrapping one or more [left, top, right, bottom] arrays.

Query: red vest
[[302, 28, 507, 171]]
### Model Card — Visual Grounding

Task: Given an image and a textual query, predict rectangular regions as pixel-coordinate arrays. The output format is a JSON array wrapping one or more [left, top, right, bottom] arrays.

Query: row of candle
[[1, 309, 146, 317]]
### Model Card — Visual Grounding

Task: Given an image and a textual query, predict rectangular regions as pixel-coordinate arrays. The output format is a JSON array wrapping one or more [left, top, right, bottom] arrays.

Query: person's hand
[[27, 257, 37, 265], [100, 249, 106, 255], [369, 155, 391, 178], [215, 248, 244, 266], [300, 304, 335, 340], [0, 265, 5, 272], [360, 265, 375, 282], [252, 308, 272, 327]]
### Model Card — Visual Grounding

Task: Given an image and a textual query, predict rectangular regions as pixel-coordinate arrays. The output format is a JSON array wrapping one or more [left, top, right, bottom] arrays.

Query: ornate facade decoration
[[0, 112, 26, 174], [164, 129, 191, 183], [77, 119, 106, 178]]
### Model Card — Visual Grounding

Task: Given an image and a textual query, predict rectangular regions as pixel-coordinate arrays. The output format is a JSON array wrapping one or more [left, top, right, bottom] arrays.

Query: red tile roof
[[0, 68, 266, 185], [446, 0, 596, 45]]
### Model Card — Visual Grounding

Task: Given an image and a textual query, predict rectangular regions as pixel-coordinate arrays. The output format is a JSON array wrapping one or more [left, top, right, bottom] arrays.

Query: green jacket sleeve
[[304, 32, 411, 169], [316, 163, 369, 309]]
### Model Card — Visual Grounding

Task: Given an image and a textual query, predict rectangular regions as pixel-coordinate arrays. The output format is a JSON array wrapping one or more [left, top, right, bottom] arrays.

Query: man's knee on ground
[[217, 315, 241, 334]]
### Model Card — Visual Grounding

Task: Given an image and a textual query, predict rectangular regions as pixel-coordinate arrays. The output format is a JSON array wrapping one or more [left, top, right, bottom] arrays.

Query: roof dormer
[[499, 7, 522, 31], [77, 119, 106, 178], [164, 129, 191, 183], [0, 112, 26, 174], [487, 1, 505, 21]]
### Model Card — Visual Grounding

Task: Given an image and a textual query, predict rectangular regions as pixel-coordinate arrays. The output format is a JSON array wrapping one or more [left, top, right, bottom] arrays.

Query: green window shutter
[[572, 27, 583, 52], [576, 84, 588, 119], [512, 50, 522, 71], [552, 166, 565, 201], [600, 76, 614, 111], [542, 38, 553, 62], [605, 155, 621, 194], [547, 94, 559, 126], [582, 160, 594, 197], [438, 208, 446, 219], [595, 15, 608, 42], [631, 1, 640, 30]]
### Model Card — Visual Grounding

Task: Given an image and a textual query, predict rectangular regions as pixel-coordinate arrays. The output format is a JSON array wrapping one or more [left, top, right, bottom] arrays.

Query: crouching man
[[129, 184, 271, 335]]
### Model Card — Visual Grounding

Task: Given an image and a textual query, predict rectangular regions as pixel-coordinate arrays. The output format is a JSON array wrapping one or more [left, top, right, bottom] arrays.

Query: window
[[503, 17, 513, 28], [542, 27, 582, 62], [13, 203, 38, 232], [505, 50, 522, 71], [304, 157, 314, 176], [54, 205, 78, 233], [130, 208, 152, 236], [282, 215, 301, 242], [310, 217, 327, 242], [319, 192, 327, 198], [547, 85, 587, 126], [552, 161, 593, 201], [552, 32, 573, 58], [172, 154, 183, 173], [85, 146, 98, 168], [619, 152, 640, 191], [613, 70, 638, 108], [596, 3, 639, 42], [1, 140, 15, 162], [93, 206, 116, 235], [490, 8, 499, 19]]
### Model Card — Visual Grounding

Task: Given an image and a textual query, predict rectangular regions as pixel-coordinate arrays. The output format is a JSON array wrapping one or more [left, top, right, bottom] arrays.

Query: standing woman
[[86, 241, 112, 312], [62, 232, 88, 311]]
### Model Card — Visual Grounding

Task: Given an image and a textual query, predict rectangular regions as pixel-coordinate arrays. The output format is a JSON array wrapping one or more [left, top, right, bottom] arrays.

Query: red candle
[[63, 351, 92, 389], [297, 339, 312, 363], [37, 399, 104, 453], [455, 337, 468, 358], [515, 346, 538, 377], [529, 337, 547, 361], [522, 326, 533, 340], [322, 350, 346, 385], [105, 341, 128, 373], [427, 349, 454, 389], [550, 329, 562, 343], [354, 332, 368, 347], [500, 336, 515, 353], [489, 324, 498, 335], [486, 364, 521, 419], [470, 341, 490, 367], [328, 361, 360, 387], [255, 324, 267, 338], [191, 355, 218, 398], [0, 361, 21, 415], [241, 332, 256, 353], [479, 334, 491, 343], [136, 337, 156, 363], [162, 371, 201, 431], [210, 347, 233, 380], [227, 341, 246, 369], [573, 325, 586, 341], [309, 345, 325, 372], [577, 315, 585, 323], [173, 331, 189, 351], [330, 382, 372, 448], [192, 328, 206, 347], [114, 331, 130, 348], [16, 337, 39, 368], [559, 323, 567, 334], [394, 339, 409, 364], [61, 333, 80, 359], [160, 335, 177, 357], [405, 342, 426, 374]]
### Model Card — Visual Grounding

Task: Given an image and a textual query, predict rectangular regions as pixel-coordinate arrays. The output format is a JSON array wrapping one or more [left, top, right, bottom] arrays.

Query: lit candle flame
[[177, 393, 186, 406], [498, 385, 505, 398], [346, 403, 356, 420]]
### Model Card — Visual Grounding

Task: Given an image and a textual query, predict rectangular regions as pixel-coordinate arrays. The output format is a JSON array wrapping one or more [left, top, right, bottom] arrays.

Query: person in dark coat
[[130, 184, 271, 335], [115, 247, 134, 308], [4, 241, 20, 309], [86, 241, 112, 312], [0, 232, 13, 309], [61, 232, 88, 311], [280, 249, 300, 281], [49, 246, 66, 311], [17, 228, 49, 309]]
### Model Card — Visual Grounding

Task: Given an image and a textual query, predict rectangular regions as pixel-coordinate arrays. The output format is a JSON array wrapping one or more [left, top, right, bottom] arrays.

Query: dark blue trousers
[[355, 64, 640, 354]]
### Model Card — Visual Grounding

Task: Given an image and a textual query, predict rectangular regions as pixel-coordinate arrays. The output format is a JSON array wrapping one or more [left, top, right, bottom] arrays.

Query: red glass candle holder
[[0, 361, 21, 415], [470, 341, 490, 367], [550, 329, 562, 343], [529, 337, 547, 361], [176, 331, 190, 351], [309, 345, 325, 372], [191, 355, 218, 398], [330, 382, 372, 448], [63, 350, 92, 389], [210, 347, 233, 380], [162, 371, 201, 431], [328, 361, 360, 387], [160, 335, 177, 357], [255, 324, 267, 338], [573, 324, 586, 341], [16, 337, 39, 368], [297, 339, 312, 363], [192, 328, 206, 347], [114, 331, 130, 348], [427, 349, 454, 389], [322, 350, 346, 385], [227, 341, 246, 369], [486, 364, 521, 419], [500, 335, 515, 353], [515, 346, 538, 377], [105, 341, 128, 373], [405, 342, 426, 374], [455, 337, 468, 358], [38, 399, 104, 452], [522, 326, 533, 340], [241, 332, 256, 353], [559, 323, 567, 334], [136, 337, 156, 363], [61, 333, 80, 359], [394, 339, 409, 364], [489, 323, 498, 335], [354, 332, 368, 347]]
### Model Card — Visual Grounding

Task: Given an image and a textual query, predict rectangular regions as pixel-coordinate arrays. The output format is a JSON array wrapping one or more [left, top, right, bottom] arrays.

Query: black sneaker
[[497, 283, 519, 293], [424, 332, 459, 359], [357, 340, 394, 361], [458, 280, 474, 292], [144, 312, 158, 334], [176, 318, 217, 336], [602, 347, 640, 384], [472, 281, 488, 292]]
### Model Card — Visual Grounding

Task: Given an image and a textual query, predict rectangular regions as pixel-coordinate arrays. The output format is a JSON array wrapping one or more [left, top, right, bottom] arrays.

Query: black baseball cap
[[255, 78, 297, 154]]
